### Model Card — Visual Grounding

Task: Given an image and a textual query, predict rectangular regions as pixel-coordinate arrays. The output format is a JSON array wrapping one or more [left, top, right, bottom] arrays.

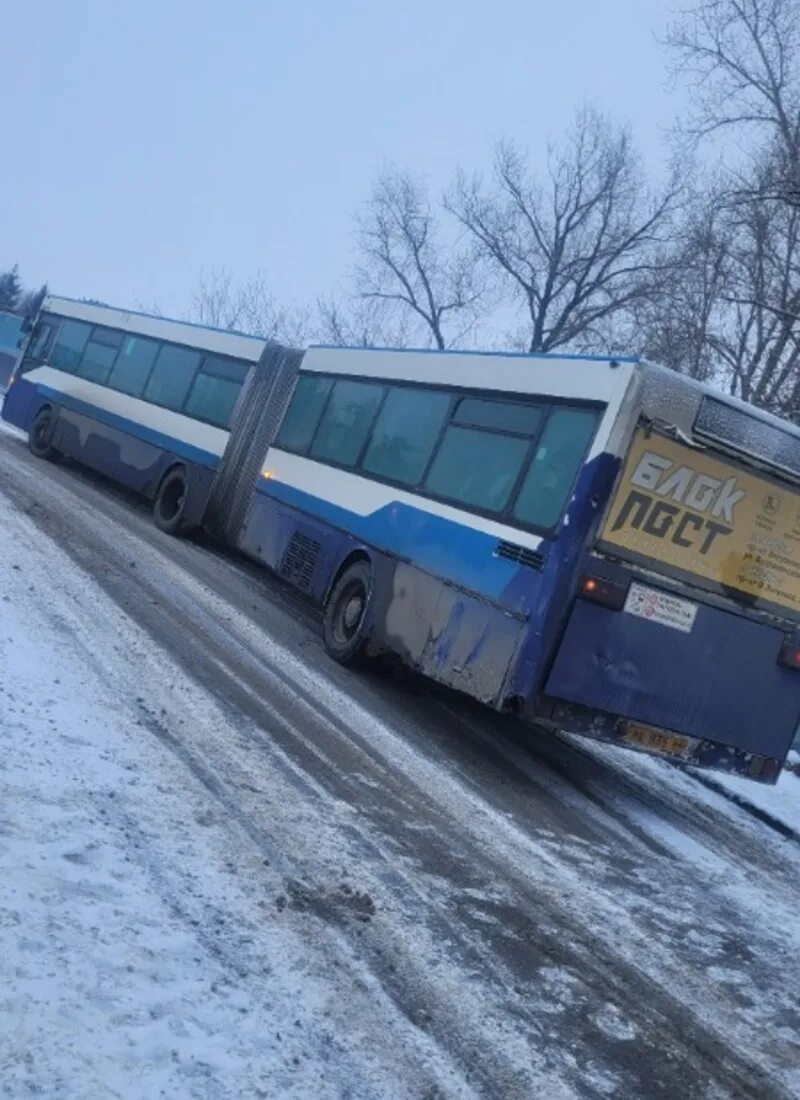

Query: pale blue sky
[[2, 0, 683, 318]]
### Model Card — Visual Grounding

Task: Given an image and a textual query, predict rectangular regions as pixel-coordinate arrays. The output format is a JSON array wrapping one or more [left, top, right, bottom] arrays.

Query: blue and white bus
[[6, 295, 800, 783]]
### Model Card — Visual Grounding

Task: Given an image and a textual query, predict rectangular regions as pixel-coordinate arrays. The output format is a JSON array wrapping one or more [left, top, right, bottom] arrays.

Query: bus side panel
[[239, 483, 530, 706], [3, 376, 217, 521], [379, 560, 526, 704], [545, 595, 799, 758], [2, 374, 41, 431], [53, 404, 171, 495], [504, 451, 624, 706], [51, 403, 216, 521]]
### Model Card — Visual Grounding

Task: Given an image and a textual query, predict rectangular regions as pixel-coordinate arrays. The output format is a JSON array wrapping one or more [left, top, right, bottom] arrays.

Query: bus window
[[310, 379, 384, 467], [513, 407, 599, 529], [425, 425, 529, 513], [276, 374, 333, 453], [144, 344, 201, 411], [26, 320, 55, 364], [184, 356, 249, 428], [77, 327, 123, 385], [361, 387, 450, 486], [51, 320, 92, 374], [454, 397, 544, 435], [107, 335, 161, 397]]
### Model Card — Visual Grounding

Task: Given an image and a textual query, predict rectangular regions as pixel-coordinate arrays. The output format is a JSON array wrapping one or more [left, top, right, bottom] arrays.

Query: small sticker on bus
[[624, 581, 697, 633]]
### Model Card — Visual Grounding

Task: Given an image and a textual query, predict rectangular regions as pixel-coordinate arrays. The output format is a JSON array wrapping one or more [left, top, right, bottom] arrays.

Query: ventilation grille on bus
[[279, 532, 321, 591], [494, 540, 545, 571]]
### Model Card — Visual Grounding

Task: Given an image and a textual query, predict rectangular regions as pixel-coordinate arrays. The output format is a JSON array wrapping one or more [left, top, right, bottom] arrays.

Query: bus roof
[[42, 295, 268, 362], [301, 344, 636, 404], [638, 359, 800, 481], [308, 342, 641, 365]]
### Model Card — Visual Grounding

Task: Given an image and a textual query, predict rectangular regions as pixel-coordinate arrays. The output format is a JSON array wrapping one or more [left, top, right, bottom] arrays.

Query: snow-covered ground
[[701, 751, 800, 837], [0, 499, 443, 1098], [569, 736, 800, 840], [1, 427, 799, 1099]]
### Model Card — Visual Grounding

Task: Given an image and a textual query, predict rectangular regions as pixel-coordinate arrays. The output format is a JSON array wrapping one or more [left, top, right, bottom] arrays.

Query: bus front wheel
[[28, 408, 59, 461], [323, 560, 372, 665], [153, 468, 189, 535]]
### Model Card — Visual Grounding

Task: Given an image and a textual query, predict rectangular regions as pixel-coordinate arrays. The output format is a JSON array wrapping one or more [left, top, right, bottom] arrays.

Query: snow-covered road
[[0, 425, 798, 1099]]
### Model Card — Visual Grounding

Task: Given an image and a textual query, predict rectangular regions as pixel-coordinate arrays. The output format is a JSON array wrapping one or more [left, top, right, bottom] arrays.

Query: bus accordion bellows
[[5, 294, 800, 783]]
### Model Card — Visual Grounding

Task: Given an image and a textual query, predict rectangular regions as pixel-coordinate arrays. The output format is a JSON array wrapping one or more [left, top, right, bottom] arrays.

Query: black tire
[[153, 468, 189, 535], [28, 408, 59, 461], [323, 560, 373, 665]]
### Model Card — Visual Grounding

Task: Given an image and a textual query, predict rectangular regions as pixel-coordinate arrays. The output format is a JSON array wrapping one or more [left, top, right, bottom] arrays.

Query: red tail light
[[579, 575, 629, 610], [778, 642, 800, 671]]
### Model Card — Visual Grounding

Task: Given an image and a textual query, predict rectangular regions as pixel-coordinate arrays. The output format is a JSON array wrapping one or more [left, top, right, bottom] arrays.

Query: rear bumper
[[536, 697, 784, 783], [542, 564, 799, 778]]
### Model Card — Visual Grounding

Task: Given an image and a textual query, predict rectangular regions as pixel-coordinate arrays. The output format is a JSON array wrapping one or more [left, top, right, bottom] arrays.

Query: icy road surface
[[0, 424, 798, 1100]]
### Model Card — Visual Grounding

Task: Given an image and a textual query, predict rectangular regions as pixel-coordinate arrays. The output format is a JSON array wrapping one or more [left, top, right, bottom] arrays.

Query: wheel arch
[[30, 399, 55, 428], [152, 459, 188, 498], [324, 547, 373, 607]]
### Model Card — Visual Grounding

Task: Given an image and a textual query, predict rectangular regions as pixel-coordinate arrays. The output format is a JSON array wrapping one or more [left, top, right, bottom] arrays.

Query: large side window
[[424, 425, 530, 514], [513, 407, 599, 529], [270, 370, 601, 534], [310, 380, 384, 467], [361, 387, 450, 486], [143, 344, 201, 411], [275, 374, 333, 453], [184, 355, 250, 429], [50, 320, 92, 374], [107, 335, 161, 397], [77, 327, 123, 385]]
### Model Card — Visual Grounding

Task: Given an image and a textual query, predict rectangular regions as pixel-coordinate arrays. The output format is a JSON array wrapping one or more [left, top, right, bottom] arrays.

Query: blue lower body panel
[[545, 595, 799, 758], [54, 405, 174, 496], [2, 380, 218, 522], [240, 489, 528, 705]]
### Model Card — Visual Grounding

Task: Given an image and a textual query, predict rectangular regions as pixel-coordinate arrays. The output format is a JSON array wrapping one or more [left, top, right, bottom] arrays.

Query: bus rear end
[[540, 382, 800, 783]]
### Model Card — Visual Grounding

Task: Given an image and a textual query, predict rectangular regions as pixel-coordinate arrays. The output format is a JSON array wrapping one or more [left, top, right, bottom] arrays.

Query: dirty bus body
[[5, 296, 799, 782]]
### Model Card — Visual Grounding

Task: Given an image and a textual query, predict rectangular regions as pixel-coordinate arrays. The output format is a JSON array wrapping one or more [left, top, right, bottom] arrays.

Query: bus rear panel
[[540, 421, 800, 782]]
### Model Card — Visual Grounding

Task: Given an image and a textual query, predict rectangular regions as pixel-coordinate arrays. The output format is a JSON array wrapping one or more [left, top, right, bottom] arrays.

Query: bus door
[[543, 426, 800, 779]]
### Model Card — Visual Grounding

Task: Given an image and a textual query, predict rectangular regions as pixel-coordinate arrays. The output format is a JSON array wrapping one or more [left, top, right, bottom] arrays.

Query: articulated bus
[[5, 295, 800, 783]]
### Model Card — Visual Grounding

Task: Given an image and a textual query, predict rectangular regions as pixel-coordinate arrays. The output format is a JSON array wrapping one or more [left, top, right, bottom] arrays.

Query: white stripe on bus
[[262, 449, 548, 550], [25, 366, 230, 458]]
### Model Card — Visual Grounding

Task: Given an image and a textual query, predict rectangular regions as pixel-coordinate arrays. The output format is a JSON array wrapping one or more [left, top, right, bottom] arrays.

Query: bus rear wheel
[[153, 468, 188, 535], [28, 408, 59, 461], [323, 560, 372, 665]]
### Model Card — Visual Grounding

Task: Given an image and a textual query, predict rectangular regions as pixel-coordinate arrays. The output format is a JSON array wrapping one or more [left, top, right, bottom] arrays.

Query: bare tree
[[636, 192, 730, 382], [638, 171, 800, 417], [190, 268, 308, 345], [711, 190, 800, 413], [314, 294, 413, 348], [354, 169, 485, 349], [661, 2, 800, 418], [666, 0, 800, 205], [448, 108, 677, 354]]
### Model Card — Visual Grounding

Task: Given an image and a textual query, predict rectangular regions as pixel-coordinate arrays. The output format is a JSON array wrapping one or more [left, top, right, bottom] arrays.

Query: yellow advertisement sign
[[601, 429, 800, 616]]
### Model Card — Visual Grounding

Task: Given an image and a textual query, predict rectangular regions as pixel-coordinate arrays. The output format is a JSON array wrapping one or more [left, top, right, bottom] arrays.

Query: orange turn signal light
[[579, 574, 629, 611]]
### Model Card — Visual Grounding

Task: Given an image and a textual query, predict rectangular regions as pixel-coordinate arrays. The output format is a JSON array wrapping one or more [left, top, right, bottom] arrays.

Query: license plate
[[624, 723, 692, 759]]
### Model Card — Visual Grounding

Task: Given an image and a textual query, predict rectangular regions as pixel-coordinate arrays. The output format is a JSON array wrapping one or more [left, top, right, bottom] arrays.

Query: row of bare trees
[[191, 0, 800, 422]]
